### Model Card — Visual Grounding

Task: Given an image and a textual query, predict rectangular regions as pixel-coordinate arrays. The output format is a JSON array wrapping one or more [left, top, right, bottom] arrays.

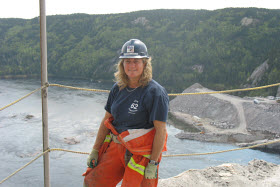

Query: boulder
[[247, 59, 269, 86], [25, 114, 34, 120], [64, 137, 80, 145]]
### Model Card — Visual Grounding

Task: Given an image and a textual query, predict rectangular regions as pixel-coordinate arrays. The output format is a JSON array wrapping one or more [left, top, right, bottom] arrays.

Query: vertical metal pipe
[[39, 0, 50, 186]]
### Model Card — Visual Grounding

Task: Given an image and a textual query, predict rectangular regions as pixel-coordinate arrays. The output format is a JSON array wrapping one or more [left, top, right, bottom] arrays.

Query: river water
[[1, 78, 280, 187]]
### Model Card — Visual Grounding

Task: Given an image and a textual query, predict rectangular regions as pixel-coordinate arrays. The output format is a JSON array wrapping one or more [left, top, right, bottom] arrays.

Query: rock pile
[[170, 83, 239, 130], [158, 160, 280, 187], [169, 83, 280, 151]]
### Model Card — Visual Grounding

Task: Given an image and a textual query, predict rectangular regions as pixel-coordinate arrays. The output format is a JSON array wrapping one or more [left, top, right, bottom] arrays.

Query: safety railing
[[1, 82, 280, 184]]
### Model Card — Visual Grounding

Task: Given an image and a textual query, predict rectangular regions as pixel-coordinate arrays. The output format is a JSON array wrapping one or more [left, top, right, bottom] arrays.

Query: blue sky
[[0, 0, 280, 19]]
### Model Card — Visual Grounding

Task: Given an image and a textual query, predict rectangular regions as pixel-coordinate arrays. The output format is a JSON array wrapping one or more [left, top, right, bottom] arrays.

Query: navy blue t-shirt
[[105, 80, 169, 133]]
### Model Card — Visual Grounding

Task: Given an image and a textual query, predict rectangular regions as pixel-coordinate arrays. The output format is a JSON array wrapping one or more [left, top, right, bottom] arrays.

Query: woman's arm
[[92, 111, 112, 150], [150, 120, 167, 162]]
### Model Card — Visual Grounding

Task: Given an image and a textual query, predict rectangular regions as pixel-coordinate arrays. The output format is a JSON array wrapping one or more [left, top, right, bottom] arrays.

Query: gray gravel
[[158, 159, 280, 187], [169, 83, 280, 150]]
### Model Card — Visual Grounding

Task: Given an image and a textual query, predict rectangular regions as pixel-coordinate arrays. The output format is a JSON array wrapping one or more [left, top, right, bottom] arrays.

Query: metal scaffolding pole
[[39, 0, 50, 186]]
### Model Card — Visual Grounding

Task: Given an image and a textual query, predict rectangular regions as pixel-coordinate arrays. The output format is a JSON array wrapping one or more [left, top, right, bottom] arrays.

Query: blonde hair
[[114, 58, 152, 90]]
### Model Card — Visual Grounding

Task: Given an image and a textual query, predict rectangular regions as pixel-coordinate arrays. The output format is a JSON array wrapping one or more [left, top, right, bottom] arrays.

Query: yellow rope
[[49, 83, 280, 96], [0, 149, 50, 184], [0, 85, 46, 111], [162, 139, 280, 157], [49, 84, 110, 93], [1, 82, 280, 112], [168, 83, 280, 96], [1, 139, 280, 184], [50, 148, 89, 155], [48, 139, 280, 158], [0, 149, 88, 184]]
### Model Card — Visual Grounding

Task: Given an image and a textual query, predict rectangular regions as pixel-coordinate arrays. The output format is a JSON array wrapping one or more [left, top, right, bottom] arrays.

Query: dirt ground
[[158, 160, 280, 187], [169, 83, 280, 146]]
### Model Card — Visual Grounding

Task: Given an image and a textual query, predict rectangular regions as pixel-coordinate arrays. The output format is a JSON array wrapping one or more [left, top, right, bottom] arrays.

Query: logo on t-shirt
[[128, 100, 139, 114]]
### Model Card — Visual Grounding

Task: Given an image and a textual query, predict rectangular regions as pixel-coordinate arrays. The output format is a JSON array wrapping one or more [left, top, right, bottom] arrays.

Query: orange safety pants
[[84, 141, 159, 187]]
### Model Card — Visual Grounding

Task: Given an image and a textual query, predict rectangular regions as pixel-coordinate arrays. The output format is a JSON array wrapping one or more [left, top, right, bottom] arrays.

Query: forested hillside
[[0, 8, 280, 95]]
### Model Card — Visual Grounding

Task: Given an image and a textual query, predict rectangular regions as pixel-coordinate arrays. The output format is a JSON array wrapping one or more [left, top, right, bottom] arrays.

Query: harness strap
[[110, 132, 121, 144]]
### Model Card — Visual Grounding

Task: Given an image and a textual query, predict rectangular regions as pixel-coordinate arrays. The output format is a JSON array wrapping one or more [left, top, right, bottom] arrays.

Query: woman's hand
[[87, 148, 99, 168], [144, 162, 158, 179]]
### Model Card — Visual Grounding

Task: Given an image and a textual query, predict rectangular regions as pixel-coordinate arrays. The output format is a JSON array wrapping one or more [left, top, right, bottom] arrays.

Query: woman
[[83, 39, 169, 187]]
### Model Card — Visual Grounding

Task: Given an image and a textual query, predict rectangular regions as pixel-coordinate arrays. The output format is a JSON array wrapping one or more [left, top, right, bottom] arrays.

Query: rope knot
[[44, 82, 50, 87]]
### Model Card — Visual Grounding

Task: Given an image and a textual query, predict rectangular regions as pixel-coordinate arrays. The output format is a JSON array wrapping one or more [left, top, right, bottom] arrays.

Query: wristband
[[149, 160, 159, 165]]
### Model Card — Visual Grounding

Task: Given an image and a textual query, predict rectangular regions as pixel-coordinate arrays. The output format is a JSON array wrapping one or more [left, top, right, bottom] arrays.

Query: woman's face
[[123, 58, 145, 81]]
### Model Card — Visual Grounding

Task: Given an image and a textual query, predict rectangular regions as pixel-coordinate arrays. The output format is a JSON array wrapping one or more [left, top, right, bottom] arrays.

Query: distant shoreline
[[169, 109, 280, 154], [0, 74, 39, 79]]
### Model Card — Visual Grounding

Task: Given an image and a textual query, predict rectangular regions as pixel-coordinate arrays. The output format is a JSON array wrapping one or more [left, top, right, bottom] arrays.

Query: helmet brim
[[119, 55, 149, 59]]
